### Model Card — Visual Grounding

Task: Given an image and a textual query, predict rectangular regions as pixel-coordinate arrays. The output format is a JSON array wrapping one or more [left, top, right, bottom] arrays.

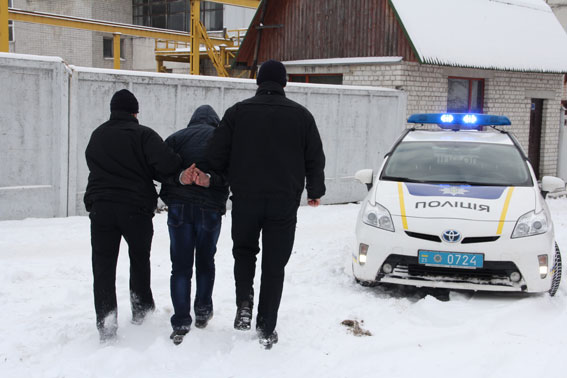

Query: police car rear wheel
[[549, 243, 562, 297]]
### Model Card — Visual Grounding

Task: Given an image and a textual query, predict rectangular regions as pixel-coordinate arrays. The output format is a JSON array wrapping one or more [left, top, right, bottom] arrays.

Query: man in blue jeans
[[160, 105, 229, 345]]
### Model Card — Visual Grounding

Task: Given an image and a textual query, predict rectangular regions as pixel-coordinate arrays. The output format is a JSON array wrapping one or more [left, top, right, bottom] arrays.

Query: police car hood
[[374, 181, 536, 222]]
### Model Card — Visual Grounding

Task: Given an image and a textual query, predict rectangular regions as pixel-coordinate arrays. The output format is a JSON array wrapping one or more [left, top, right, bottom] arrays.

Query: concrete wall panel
[[0, 54, 69, 220], [0, 55, 406, 219]]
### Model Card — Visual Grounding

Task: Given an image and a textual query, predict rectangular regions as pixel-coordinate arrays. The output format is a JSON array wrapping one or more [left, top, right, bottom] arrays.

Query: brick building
[[236, 0, 567, 178]]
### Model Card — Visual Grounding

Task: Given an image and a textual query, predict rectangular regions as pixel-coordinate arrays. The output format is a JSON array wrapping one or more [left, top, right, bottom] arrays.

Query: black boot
[[234, 301, 252, 330], [97, 312, 118, 344], [257, 329, 278, 350], [131, 302, 155, 325], [170, 327, 189, 345], [195, 311, 213, 329]]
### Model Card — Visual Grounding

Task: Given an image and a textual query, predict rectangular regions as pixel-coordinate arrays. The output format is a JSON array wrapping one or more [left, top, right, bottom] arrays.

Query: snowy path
[[1, 201, 566, 378]]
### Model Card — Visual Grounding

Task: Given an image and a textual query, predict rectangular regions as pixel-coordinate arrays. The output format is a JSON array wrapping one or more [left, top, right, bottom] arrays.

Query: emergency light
[[407, 113, 511, 130]]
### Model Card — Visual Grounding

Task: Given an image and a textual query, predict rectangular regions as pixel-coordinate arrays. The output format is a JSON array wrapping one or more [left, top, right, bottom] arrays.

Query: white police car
[[353, 113, 564, 295]]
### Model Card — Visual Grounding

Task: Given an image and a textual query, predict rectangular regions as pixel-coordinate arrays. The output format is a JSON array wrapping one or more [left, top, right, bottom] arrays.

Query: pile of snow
[[1, 201, 566, 377]]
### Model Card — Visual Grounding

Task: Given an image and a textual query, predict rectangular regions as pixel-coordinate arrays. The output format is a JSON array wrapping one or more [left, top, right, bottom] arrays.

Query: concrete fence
[[0, 53, 407, 220]]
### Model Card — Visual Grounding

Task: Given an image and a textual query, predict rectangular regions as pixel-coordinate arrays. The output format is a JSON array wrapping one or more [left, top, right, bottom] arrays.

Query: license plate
[[418, 250, 484, 269]]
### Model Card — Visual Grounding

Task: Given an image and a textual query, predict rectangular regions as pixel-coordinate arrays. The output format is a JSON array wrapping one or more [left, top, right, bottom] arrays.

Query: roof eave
[[421, 58, 567, 74]]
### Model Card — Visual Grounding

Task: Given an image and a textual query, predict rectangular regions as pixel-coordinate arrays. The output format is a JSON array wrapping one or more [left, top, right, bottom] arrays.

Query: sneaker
[[195, 311, 213, 329], [170, 328, 189, 346], [234, 301, 252, 330], [258, 330, 278, 350]]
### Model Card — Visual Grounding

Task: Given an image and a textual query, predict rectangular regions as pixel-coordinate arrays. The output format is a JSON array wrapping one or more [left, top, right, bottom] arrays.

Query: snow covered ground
[[1, 199, 567, 378]]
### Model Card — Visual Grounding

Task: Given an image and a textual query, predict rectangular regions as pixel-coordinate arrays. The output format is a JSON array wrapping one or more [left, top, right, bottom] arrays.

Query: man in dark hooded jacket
[[206, 60, 326, 349], [84, 89, 188, 342], [160, 105, 229, 345]]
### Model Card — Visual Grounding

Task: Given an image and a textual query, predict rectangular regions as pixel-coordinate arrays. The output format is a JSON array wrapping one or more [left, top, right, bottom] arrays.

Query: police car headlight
[[511, 210, 548, 238], [362, 201, 394, 232]]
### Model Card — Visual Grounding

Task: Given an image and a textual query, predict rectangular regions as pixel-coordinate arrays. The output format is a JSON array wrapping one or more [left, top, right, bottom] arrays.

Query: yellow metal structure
[[155, 28, 245, 75], [196, 21, 229, 76], [8, 8, 194, 43], [0, 1, 8, 52], [208, 0, 259, 8], [113, 33, 121, 70], [3, 1, 259, 75], [190, 0, 201, 75]]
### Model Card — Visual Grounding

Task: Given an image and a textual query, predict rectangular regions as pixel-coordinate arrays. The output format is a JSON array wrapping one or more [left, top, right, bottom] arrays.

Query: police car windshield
[[381, 141, 532, 186]]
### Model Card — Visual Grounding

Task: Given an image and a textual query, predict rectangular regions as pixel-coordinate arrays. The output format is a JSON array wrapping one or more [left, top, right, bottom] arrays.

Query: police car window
[[381, 141, 532, 186]]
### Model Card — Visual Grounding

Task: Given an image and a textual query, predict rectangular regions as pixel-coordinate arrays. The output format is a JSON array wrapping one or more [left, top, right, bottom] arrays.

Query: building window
[[8, 0, 13, 42], [447, 77, 484, 113], [201, 1, 223, 31], [133, 1, 223, 32], [288, 74, 343, 85], [103, 38, 125, 59]]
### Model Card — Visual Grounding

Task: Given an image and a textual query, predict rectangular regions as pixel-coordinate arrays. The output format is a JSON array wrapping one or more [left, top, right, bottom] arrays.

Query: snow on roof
[[390, 0, 567, 73], [283, 57, 403, 66]]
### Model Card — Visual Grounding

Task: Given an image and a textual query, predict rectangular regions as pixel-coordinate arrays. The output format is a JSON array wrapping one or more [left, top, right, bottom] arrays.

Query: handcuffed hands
[[180, 163, 196, 185], [179, 163, 210, 188]]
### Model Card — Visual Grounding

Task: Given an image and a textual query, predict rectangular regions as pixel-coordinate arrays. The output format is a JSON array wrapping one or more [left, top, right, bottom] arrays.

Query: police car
[[353, 113, 564, 295]]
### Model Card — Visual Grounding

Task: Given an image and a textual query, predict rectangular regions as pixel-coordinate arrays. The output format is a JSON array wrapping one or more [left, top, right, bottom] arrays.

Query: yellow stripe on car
[[497, 187, 515, 235], [398, 182, 408, 230]]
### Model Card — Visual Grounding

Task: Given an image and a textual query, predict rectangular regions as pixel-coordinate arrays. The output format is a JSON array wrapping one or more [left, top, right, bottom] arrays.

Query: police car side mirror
[[541, 176, 566, 198], [355, 169, 374, 191]]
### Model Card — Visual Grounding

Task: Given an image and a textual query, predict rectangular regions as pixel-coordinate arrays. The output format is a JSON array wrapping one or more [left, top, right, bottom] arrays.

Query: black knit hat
[[257, 60, 287, 87], [110, 89, 139, 114]]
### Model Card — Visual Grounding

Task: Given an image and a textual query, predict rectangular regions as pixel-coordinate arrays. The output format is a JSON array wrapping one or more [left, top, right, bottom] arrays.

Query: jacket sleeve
[[143, 128, 183, 183], [206, 105, 235, 177], [207, 170, 228, 188], [304, 114, 326, 199]]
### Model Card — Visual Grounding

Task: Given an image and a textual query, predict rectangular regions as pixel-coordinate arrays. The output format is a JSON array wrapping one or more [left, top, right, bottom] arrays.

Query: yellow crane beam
[[8, 8, 193, 43], [206, 0, 261, 8], [6, 8, 237, 46]]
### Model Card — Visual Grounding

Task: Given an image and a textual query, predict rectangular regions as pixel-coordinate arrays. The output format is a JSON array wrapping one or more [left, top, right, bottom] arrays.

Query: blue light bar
[[407, 113, 511, 129]]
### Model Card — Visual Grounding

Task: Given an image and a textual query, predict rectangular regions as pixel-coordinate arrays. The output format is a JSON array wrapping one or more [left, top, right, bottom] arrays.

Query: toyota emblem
[[442, 229, 462, 243]]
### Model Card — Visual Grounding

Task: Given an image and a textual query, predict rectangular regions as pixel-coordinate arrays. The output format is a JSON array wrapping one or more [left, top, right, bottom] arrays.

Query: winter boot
[[97, 312, 118, 344], [195, 311, 213, 329], [234, 301, 252, 330], [170, 328, 189, 345], [258, 329, 278, 350], [131, 303, 155, 325], [98, 326, 118, 344]]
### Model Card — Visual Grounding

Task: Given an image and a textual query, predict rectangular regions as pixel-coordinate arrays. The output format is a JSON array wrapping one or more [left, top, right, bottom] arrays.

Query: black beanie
[[110, 89, 139, 114], [256, 60, 287, 87]]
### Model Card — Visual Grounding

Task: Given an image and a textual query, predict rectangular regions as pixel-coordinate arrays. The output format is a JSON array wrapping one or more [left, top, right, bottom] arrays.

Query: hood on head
[[188, 105, 220, 128]]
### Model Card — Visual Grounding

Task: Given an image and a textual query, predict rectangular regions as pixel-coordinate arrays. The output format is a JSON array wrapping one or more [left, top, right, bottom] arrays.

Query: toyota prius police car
[[353, 113, 563, 295]]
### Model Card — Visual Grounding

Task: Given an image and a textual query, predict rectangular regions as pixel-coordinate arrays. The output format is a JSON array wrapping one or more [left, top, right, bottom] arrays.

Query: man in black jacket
[[160, 105, 229, 345], [207, 60, 326, 349], [84, 89, 187, 342]]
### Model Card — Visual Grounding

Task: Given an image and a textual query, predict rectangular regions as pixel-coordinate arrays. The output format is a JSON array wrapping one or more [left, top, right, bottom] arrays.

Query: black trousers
[[231, 197, 299, 335], [90, 201, 155, 330]]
